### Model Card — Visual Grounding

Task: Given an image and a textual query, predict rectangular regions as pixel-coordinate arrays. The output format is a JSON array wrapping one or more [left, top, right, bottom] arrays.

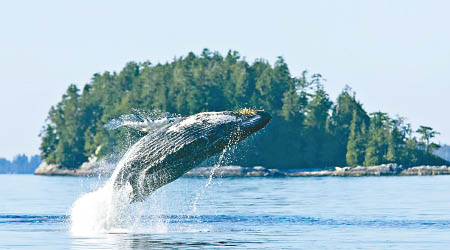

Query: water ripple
[[2, 214, 450, 229]]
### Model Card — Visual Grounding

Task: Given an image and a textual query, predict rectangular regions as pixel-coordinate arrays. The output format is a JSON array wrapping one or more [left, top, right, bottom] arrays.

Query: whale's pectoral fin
[[105, 112, 175, 133]]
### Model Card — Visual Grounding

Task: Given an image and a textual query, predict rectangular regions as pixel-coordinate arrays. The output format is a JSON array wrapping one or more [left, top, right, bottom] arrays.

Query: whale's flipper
[[104, 110, 180, 133]]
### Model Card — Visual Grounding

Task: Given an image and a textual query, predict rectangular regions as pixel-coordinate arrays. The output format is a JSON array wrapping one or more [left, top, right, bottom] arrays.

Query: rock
[[267, 169, 285, 177], [34, 161, 61, 175], [34, 160, 99, 176], [253, 166, 265, 171], [400, 165, 450, 175], [245, 170, 268, 177], [185, 166, 285, 177], [216, 166, 245, 177], [183, 167, 215, 177], [286, 170, 332, 177], [78, 157, 104, 175], [332, 163, 403, 176]]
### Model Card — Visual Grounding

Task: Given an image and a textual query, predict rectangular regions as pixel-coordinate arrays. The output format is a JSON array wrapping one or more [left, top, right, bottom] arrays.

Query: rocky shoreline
[[185, 164, 450, 177], [34, 161, 101, 176], [34, 162, 450, 177]]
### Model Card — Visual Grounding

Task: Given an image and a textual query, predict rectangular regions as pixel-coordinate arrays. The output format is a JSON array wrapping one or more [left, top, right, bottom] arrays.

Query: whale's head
[[227, 109, 272, 142], [167, 109, 271, 151]]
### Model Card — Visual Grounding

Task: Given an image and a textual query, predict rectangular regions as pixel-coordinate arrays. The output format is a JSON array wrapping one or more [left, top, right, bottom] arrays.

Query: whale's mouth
[[233, 109, 271, 139]]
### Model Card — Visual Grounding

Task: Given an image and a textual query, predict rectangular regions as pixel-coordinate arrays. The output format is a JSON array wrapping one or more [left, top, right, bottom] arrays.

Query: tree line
[[0, 155, 41, 174], [39, 49, 448, 169]]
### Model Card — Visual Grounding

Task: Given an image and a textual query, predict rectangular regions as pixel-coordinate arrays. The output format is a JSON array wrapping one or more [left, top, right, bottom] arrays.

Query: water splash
[[71, 110, 177, 235], [70, 171, 170, 235], [70, 180, 131, 234], [70, 109, 183, 235], [192, 145, 230, 212]]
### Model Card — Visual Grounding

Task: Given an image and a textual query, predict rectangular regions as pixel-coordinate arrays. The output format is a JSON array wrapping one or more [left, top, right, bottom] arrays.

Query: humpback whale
[[111, 109, 271, 202]]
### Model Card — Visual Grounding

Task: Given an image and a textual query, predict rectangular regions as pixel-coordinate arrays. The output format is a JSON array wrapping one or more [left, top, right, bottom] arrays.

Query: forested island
[[0, 155, 41, 174], [38, 49, 448, 171]]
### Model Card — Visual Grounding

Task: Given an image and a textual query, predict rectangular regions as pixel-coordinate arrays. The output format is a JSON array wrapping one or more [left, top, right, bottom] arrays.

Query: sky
[[0, 0, 449, 160]]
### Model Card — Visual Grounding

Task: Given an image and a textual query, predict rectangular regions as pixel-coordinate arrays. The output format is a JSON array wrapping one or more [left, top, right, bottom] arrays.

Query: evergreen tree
[[329, 87, 369, 166], [346, 110, 368, 166], [416, 126, 440, 153], [304, 82, 333, 167], [364, 112, 389, 166]]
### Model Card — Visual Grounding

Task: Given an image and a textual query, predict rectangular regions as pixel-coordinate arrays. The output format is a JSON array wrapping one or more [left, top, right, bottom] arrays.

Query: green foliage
[[416, 126, 440, 153], [363, 112, 390, 166], [346, 110, 368, 166], [330, 87, 369, 166], [39, 49, 449, 169], [43, 85, 88, 168]]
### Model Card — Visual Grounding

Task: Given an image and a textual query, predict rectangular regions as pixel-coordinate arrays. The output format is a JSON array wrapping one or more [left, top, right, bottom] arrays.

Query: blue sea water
[[1, 174, 450, 249]]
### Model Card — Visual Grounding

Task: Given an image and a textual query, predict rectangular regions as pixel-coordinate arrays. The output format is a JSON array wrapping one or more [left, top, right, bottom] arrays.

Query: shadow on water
[[54, 213, 450, 249], [72, 233, 245, 250]]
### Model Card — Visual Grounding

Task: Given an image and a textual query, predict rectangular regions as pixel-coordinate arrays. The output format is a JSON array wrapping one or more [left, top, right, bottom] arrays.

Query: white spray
[[70, 112, 177, 235]]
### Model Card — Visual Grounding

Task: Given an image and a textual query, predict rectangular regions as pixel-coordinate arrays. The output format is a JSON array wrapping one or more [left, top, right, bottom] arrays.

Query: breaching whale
[[111, 109, 271, 202]]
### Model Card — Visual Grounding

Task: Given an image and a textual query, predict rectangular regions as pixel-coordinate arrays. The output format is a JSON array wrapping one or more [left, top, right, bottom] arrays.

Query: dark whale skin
[[112, 110, 271, 202]]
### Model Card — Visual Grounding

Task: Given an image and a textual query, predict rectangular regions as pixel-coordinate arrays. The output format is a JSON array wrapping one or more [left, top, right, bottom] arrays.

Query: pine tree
[[346, 110, 367, 166], [363, 112, 389, 166], [304, 83, 333, 167], [416, 126, 440, 153], [329, 87, 369, 166]]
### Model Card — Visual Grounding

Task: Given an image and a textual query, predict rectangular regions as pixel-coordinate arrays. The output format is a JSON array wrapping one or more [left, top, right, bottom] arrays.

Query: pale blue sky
[[1, 0, 449, 159]]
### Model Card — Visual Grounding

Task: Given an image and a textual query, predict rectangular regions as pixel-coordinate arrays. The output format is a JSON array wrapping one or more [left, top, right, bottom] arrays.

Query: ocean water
[[1, 174, 450, 249]]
